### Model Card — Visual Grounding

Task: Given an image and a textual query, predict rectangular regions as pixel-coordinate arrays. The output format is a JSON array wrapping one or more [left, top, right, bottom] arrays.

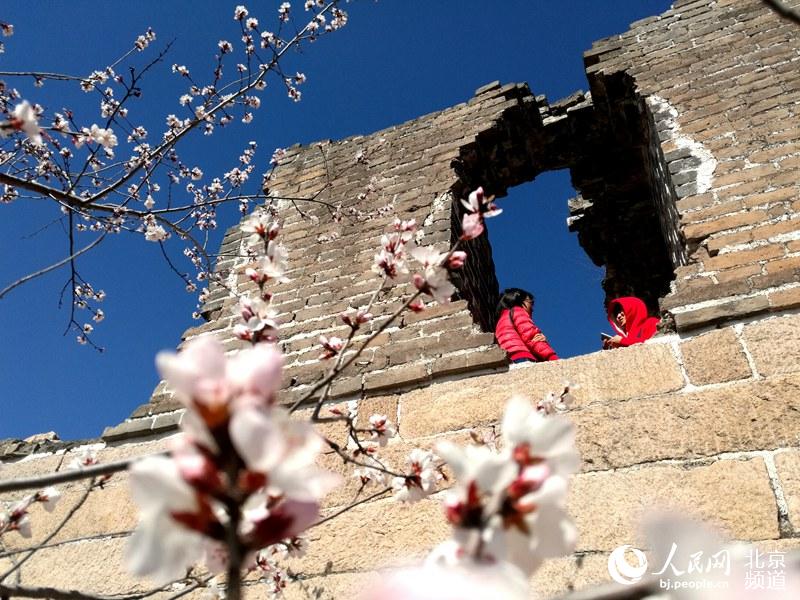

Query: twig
[[0, 531, 131, 559], [288, 290, 422, 413], [0, 454, 164, 493], [0, 234, 106, 300], [308, 486, 392, 530], [0, 584, 152, 600], [761, 0, 800, 25], [0, 481, 95, 582]]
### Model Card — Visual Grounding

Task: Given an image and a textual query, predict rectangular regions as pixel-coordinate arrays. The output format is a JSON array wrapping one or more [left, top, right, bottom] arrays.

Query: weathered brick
[[399, 344, 683, 439], [743, 314, 800, 376], [704, 245, 784, 271], [363, 363, 431, 393], [287, 497, 449, 574], [575, 374, 800, 471], [570, 458, 779, 552], [769, 286, 800, 311], [680, 327, 751, 384], [673, 295, 770, 330], [5, 537, 148, 594]]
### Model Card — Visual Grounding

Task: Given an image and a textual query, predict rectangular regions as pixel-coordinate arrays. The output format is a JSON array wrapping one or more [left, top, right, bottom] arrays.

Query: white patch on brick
[[733, 323, 761, 380], [422, 191, 452, 231], [763, 451, 794, 535], [647, 95, 717, 193], [715, 225, 800, 255]]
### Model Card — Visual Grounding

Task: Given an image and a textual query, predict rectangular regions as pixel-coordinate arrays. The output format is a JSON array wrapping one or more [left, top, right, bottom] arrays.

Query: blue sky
[[0, 1, 672, 440]]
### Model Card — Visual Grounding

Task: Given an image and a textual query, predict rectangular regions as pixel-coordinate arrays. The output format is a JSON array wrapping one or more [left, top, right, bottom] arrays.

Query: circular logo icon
[[608, 545, 648, 585]]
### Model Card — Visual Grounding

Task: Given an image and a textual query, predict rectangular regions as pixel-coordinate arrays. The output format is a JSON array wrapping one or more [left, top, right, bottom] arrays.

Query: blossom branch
[[289, 289, 423, 414], [0, 480, 96, 583]]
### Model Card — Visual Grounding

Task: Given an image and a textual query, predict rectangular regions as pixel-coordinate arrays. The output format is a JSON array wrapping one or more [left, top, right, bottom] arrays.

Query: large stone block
[[742, 314, 800, 376], [569, 458, 779, 552], [679, 327, 752, 385], [2, 476, 136, 551], [292, 496, 450, 575], [8, 536, 149, 595], [573, 375, 800, 471], [673, 295, 770, 330], [399, 344, 684, 439]]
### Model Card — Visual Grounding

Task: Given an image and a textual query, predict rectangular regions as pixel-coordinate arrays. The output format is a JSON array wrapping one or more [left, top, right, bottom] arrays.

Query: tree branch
[[0, 233, 106, 300], [0, 173, 84, 206], [0, 481, 96, 583], [0, 454, 164, 493]]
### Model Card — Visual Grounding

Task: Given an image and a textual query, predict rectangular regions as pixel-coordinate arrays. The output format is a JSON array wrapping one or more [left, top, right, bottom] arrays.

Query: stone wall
[[3, 313, 800, 598], [3, 0, 800, 598]]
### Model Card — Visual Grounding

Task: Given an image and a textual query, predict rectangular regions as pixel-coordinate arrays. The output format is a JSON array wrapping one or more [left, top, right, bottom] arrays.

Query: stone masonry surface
[[3, 1, 800, 599], [4, 313, 800, 597]]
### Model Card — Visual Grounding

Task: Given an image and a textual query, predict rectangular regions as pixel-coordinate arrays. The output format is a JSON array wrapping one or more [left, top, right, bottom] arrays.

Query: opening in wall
[[487, 172, 609, 358], [449, 79, 685, 353]]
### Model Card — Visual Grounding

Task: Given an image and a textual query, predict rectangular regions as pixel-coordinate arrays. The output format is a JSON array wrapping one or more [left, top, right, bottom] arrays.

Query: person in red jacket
[[494, 288, 559, 363], [603, 296, 660, 348]]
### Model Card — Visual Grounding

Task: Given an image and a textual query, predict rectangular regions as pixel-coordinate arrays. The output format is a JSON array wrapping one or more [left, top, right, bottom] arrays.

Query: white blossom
[[144, 224, 169, 242], [392, 449, 440, 503]]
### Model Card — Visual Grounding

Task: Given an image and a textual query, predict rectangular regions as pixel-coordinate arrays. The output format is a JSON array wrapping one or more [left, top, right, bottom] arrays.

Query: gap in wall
[[487, 171, 610, 359]]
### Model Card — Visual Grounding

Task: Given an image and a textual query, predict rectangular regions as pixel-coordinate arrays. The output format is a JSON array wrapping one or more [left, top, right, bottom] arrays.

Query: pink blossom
[[126, 456, 208, 583], [392, 449, 440, 503], [319, 335, 343, 359], [408, 299, 426, 312], [461, 186, 502, 218], [413, 267, 456, 304], [368, 414, 396, 447], [156, 337, 230, 424], [410, 244, 445, 269], [144, 224, 168, 242], [447, 251, 467, 269], [34, 487, 62, 512], [460, 212, 484, 241], [1, 101, 43, 145], [340, 308, 372, 328], [236, 296, 278, 342], [362, 558, 528, 600], [432, 396, 579, 577], [229, 407, 340, 502]]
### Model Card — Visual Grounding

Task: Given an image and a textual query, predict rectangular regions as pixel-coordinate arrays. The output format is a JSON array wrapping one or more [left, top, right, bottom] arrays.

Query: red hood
[[608, 297, 658, 341]]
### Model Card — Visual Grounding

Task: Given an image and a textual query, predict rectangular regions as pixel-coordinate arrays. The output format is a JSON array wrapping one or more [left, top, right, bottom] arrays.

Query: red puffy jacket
[[607, 297, 660, 346], [495, 307, 559, 362]]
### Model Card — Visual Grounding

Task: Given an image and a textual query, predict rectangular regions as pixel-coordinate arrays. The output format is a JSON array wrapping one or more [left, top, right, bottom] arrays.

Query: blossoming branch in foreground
[[0, 486, 62, 539], [460, 186, 502, 241], [126, 338, 339, 584], [369, 396, 580, 599]]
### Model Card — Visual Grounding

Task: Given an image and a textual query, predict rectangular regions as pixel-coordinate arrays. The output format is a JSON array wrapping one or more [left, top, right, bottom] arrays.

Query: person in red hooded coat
[[603, 296, 660, 348], [494, 288, 559, 363]]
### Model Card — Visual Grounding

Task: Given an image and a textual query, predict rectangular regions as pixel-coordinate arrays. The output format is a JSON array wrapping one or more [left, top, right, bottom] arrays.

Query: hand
[[532, 333, 546, 342], [603, 335, 622, 349]]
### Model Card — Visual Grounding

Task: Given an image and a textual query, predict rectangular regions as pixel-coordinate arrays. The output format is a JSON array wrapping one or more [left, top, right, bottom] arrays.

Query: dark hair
[[611, 302, 624, 317], [496, 288, 534, 320]]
